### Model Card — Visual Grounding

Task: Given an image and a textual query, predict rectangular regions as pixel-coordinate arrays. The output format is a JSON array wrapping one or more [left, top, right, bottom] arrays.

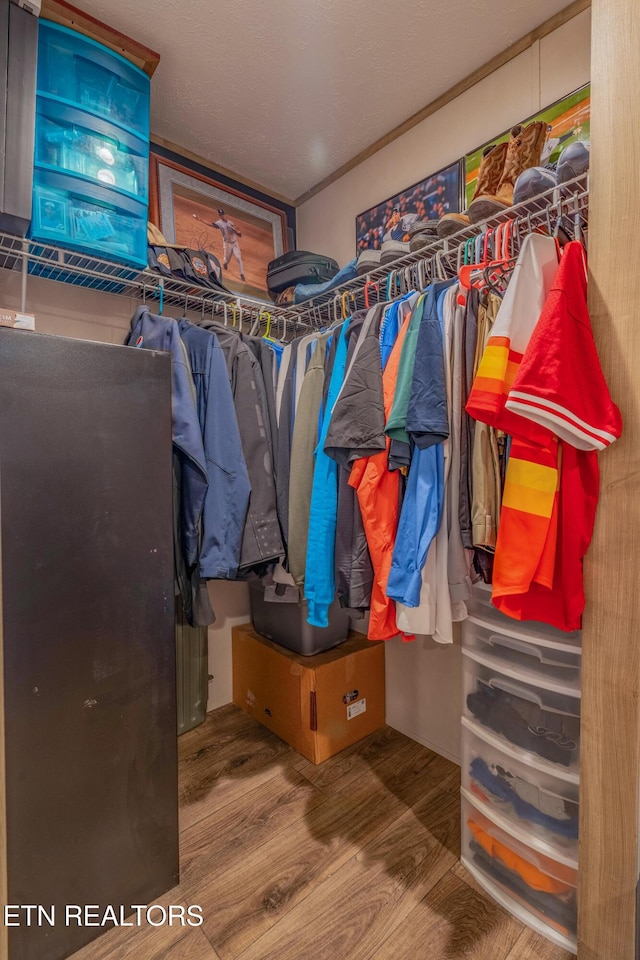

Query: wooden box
[[232, 624, 385, 764]]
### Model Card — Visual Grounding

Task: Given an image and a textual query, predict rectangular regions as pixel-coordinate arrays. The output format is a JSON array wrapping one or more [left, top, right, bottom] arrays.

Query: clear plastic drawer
[[462, 791, 577, 952], [462, 615, 581, 683], [461, 716, 579, 861], [465, 583, 582, 648], [462, 647, 580, 772]]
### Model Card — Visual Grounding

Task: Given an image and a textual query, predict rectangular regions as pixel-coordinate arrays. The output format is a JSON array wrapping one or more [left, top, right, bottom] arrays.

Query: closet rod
[[0, 233, 314, 335], [295, 171, 589, 327], [0, 172, 588, 335]]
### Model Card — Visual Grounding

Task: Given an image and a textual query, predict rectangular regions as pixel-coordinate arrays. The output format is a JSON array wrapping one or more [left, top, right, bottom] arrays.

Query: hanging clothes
[[495, 241, 621, 628], [447, 293, 474, 614], [127, 306, 213, 626], [394, 284, 461, 642], [333, 312, 375, 616], [459, 287, 481, 553], [198, 321, 284, 571], [386, 281, 454, 610], [348, 311, 412, 640], [304, 320, 351, 627], [324, 306, 387, 464], [178, 320, 251, 580], [470, 293, 503, 554], [288, 333, 330, 587], [385, 292, 426, 472], [467, 237, 621, 629]]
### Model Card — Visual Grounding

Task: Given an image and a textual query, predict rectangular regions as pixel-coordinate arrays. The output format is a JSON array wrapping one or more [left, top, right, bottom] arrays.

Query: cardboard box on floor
[[232, 624, 385, 764]]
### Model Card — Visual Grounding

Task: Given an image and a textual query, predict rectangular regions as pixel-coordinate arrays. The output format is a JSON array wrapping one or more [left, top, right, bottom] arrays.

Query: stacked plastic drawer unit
[[461, 584, 581, 954], [30, 20, 150, 267]]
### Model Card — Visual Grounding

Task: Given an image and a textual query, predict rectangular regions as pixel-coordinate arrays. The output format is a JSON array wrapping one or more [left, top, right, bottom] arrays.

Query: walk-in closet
[[0, 0, 637, 958]]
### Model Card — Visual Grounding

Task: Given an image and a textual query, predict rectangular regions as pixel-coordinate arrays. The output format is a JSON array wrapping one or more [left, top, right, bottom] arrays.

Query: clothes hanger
[[341, 291, 355, 319], [261, 311, 274, 340], [364, 279, 378, 309], [385, 270, 394, 301], [333, 295, 342, 324]]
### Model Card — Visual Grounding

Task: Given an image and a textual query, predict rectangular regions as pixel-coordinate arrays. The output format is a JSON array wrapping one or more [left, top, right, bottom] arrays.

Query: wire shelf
[[0, 233, 304, 332], [295, 172, 589, 325], [0, 173, 588, 335]]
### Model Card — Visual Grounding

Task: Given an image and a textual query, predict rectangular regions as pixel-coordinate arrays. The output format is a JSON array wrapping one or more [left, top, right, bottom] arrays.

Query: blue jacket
[[179, 320, 250, 579], [304, 320, 350, 627], [406, 279, 456, 448], [386, 284, 452, 607], [128, 307, 207, 569]]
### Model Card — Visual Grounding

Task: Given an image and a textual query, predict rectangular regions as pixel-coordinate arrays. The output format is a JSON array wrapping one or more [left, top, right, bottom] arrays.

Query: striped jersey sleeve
[[505, 241, 622, 451], [466, 234, 560, 436]]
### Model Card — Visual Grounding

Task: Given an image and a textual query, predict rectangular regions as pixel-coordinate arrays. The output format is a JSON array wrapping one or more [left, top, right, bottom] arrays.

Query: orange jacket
[[349, 314, 411, 640]]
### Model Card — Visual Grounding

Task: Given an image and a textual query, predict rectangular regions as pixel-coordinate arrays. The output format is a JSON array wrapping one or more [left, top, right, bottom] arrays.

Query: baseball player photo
[[193, 208, 246, 281]]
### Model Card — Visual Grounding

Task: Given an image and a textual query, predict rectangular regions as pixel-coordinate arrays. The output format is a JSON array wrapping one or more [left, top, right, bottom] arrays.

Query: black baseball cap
[[217, 208, 225, 215]]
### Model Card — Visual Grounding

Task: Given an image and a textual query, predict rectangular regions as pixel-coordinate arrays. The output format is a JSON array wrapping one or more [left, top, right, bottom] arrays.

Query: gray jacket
[[197, 321, 284, 570]]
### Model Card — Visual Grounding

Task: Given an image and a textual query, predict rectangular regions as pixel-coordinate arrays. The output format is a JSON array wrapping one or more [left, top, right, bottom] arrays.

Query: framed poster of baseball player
[[355, 160, 463, 253], [150, 153, 290, 298]]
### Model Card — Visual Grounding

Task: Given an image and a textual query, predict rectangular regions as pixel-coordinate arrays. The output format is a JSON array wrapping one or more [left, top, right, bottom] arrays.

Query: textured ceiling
[[75, 0, 572, 200]]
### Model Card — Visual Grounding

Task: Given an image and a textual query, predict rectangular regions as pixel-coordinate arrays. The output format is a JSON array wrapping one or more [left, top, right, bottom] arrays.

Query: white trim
[[508, 390, 617, 443], [507, 400, 607, 450], [506, 392, 615, 450]]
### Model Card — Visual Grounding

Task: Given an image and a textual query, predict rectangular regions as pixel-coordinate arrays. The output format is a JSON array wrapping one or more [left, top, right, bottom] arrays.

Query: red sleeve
[[505, 242, 622, 451]]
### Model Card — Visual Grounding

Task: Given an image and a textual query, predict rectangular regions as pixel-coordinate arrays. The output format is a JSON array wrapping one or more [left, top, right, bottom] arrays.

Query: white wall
[[0, 270, 249, 712], [297, 9, 591, 268], [297, 9, 591, 762]]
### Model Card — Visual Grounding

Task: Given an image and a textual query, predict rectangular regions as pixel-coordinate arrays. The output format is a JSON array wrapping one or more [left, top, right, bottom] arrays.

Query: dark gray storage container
[[249, 579, 350, 656], [1, 0, 38, 236]]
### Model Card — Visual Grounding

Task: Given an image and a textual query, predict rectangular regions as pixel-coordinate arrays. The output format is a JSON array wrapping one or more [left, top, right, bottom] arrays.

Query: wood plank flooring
[[69, 704, 574, 960]]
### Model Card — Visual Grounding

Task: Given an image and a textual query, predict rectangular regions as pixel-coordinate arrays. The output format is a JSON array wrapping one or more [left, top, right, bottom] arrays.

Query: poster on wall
[[150, 154, 290, 299], [355, 160, 463, 254], [464, 84, 590, 205]]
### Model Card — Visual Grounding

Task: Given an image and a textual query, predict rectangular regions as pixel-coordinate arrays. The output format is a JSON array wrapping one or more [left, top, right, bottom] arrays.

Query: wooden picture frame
[[150, 153, 290, 299]]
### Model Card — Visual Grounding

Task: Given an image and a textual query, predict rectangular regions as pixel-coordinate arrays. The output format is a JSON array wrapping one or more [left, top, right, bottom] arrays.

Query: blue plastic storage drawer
[[32, 170, 147, 267], [37, 20, 150, 138], [35, 99, 148, 203]]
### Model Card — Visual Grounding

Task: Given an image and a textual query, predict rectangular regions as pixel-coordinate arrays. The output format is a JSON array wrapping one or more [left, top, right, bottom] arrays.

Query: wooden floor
[[70, 705, 574, 960]]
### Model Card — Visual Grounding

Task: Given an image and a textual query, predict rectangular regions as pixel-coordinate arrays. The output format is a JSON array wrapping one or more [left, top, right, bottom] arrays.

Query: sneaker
[[436, 213, 471, 239], [556, 140, 590, 189], [380, 239, 410, 265], [512, 166, 556, 205], [356, 249, 382, 276], [408, 220, 439, 252]]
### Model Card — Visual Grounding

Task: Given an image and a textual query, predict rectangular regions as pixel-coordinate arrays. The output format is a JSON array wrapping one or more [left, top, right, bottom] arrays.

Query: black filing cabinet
[[0, 329, 179, 960], [0, 0, 38, 235]]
